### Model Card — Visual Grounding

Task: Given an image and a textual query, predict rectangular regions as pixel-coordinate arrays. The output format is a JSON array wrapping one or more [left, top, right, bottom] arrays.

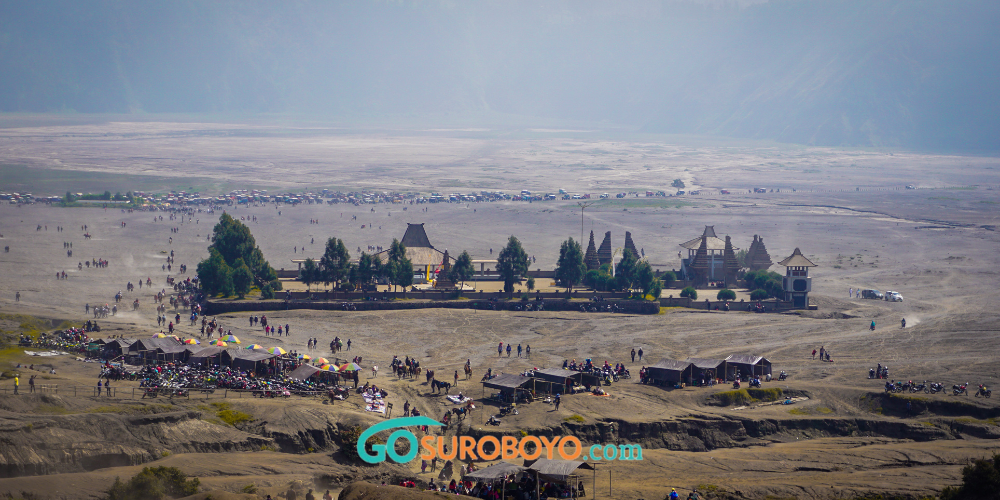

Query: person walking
[[631, 348, 636, 363], [506, 344, 512, 357], [106, 380, 112, 396], [498, 342, 503, 357], [372, 365, 378, 378], [554, 393, 561, 410], [638, 348, 644, 361], [670, 488, 680, 500], [28, 375, 35, 393], [13, 375, 19, 395], [15, 291, 19, 302], [517, 344, 522, 358], [525, 345, 531, 358], [812, 349, 817, 360]]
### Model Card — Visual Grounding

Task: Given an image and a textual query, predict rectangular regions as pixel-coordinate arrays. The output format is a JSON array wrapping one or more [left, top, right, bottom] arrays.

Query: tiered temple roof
[[778, 248, 817, 268], [746, 234, 773, 271], [584, 231, 600, 270], [624, 231, 639, 258], [723, 236, 740, 275], [597, 231, 613, 266], [681, 226, 727, 251], [689, 235, 710, 278]]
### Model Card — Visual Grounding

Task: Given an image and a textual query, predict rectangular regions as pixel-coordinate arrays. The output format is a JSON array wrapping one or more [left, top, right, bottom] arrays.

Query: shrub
[[260, 284, 274, 299], [939, 453, 1000, 500], [716, 288, 736, 301], [105, 466, 200, 500], [712, 389, 754, 406], [659, 271, 676, 288], [210, 402, 253, 427], [340, 425, 382, 462], [746, 387, 782, 402], [750, 289, 769, 301], [680, 286, 697, 300], [564, 414, 585, 423]]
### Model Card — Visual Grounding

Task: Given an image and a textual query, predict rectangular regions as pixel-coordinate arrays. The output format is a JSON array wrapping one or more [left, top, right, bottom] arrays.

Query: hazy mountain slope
[[0, 0, 996, 151]]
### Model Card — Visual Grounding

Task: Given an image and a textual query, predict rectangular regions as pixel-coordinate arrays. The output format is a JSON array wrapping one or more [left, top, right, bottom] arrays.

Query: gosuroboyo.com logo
[[358, 416, 642, 464]]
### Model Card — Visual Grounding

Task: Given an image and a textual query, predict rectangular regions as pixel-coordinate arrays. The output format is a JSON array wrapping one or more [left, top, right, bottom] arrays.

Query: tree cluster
[[196, 213, 280, 298], [743, 270, 784, 299], [105, 466, 200, 500], [575, 247, 661, 298], [300, 237, 427, 293]]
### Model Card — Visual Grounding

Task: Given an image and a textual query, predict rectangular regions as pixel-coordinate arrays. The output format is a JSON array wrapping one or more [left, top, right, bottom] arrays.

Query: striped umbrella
[[220, 334, 241, 344], [246, 344, 265, 350], [339, 362, 362, 372], [152, 333, 168, 338], [206, 340, 227, 347], [298, 354, 312, 361], [267, 346, 287, 355], [319, 363, 334, 371], [313, 357, 329, 365], [183, 339, 200, 345]]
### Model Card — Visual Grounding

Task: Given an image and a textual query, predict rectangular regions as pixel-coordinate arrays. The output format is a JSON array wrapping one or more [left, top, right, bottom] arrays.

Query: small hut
[[686, 358, 727, 384], [482, 373, 533, 403], [532, 368, 600, 393], [725, 353, 771, 380], [645, 359, 694, 385]]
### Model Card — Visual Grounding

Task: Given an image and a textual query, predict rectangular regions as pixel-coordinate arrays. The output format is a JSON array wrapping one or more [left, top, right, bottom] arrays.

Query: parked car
[[885, 291, 904, 302], [860, 289, 884, 300]]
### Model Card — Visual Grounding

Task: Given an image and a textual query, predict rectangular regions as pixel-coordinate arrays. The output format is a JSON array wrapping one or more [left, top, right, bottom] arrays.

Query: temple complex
[[375, 223, 455, 280], [680, 226, 737, 284]]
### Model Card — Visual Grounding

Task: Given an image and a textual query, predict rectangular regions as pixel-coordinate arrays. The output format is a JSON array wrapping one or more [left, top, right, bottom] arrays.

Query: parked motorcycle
[[929, 383, 944, 394], [953, 383, 968, 396], [975, 385, 992, 398], [499, 404, 518, 416]]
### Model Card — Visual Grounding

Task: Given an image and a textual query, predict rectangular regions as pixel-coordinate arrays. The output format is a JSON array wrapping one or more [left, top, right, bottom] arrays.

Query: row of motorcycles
[[884, 380, 992, 398]]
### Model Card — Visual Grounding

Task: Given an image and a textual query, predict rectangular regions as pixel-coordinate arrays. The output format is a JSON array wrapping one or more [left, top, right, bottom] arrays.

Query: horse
[[451, 406, 471, 420], [425, 370, 435, 384], [431, 380, 451, 394], [464, 364, 472, 380]]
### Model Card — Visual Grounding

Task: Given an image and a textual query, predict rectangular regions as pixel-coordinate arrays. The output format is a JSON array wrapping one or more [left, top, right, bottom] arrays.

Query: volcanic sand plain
[[0, 121, 999, 499]]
